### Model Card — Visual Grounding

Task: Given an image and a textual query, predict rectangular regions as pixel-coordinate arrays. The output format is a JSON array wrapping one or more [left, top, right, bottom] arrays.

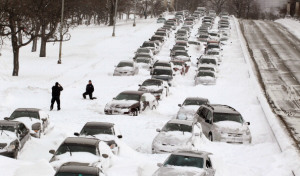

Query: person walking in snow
[[51, 82, 63, 111], [83, 80, 96, 100]]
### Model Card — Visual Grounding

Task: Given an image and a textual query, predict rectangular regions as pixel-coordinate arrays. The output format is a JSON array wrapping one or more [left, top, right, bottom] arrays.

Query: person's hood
[[0, 131, 17, 145], [114, 67, 134, 72], [138, 85, 163, 92], [12, 117, 41, 131], [106, 100, 139, 109], [153, 166, 206, 176], [154, 131, 192, 146], [214, 121, 248, 133]]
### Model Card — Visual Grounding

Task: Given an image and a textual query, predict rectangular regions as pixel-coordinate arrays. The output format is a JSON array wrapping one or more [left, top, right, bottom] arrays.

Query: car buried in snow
[[141, 41, 160, 55], [151, 66, 175, 86], [113, 60, 139, 76], [134, 48, 154, 58], [172, 51, 192, 67], [49, 137, 112, 172], [206, 48, 222, 62], [5, 108, 51, 138], [104, 91, 158, 116], [194, 70, 217, 85], [0, 120, 30, 158], [170, 45, 187, 57], [153, 150, 215, 176], [197, 55, 219, 67], [55, 163, 105, 176], [195, 104, 252, 144], [74, 122, 122, 155], [138, 79, 169, 100], [170, 60, 189, 75], [135, 57, 154, 70], [157, 17, 166, 23], [197, 64, 218, 74], [150, 60, 173, 74], [152, 119, 203, 154], [176, 97, 210, 121]]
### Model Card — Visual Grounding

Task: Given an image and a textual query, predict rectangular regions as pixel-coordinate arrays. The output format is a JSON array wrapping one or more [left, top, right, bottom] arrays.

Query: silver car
[[113, 60, 139, 76], [176, 97, 210, 120], [152, 119, 203, 154], [195, 104, 252, 144], [153, 150, 215, 176], [195, 70, 217, 85]]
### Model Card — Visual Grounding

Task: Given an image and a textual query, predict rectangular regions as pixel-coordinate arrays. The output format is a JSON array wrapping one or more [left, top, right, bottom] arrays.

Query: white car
[[135, 57, 154, 70], [176, 97, 210, 121], [49, 137, 113, 172], [152, 119, 203, 153], [5, 108, 51, 138], [206, 49, 222, 62], [134, 48, 154, 58], [74, 122, 122, 155], [141, 41, 160, 54], [113, 60, 139, 76], [195, 70, 217, 85], [138, 79, 169, 100], [197, 55, 219, 67], [197, 64, 218, 73]]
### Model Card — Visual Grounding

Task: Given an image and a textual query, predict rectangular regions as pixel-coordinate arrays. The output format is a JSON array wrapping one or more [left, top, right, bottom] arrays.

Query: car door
[[18, 123, 30, 148], [206, 157, 215, 176]]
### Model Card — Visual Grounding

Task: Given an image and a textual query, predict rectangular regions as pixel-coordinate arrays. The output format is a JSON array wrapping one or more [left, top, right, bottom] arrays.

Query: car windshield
[[207, 51, 219, 55], [10, 111, 39, 120], [80, 125, 113, 136], [115, 93, 140, 101], [0, 125, 15, 132], [55, 143, 97, 155], [176, 42, 187, 47], [178, 30, 187, 34], [172, 46, 185, 51], [210, 33, 218, 36], [197, 71, 215, 77], [137, 49, 149, 53], [183, 99, 207, 106], [142, 80, 162, 86], [154, 63, 170, 67], [175, 52, 189, 57], [200, 35, 208, 38], [151, 37, 162, 41], [155, 32, 165, 36], [208, 45, 219, 49], [136, 54, 150, 58], [117, 62, 133, 67], [213, 113, 244, 123], [200, 59, 216, 65], [142, 43, 154, 47], [136, 58, 150, 63], [198, 67, 214, 71], [176, 38, 186, 41], [56, 173, 97, 176], [172, 61, 183, 66], [162, 123, 192, 132], [164, 154, 204, 168], [153, 69, 172, 76], [158, 18, 165, 20]]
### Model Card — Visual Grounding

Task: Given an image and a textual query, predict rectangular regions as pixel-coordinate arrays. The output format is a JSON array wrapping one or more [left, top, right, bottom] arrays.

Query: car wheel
[[209, 133, 213, 141]]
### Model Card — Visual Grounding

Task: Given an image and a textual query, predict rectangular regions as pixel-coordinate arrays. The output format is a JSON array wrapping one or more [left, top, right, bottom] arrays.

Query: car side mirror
[[4, 117, 10, 120], [156, 128, 161, 132], [138, 84, 142, 87], [102, 154, 109, 158], [74, 132, 80, 136], [113, 97, 116, 100], [157, 163, 163, 167], [117, 135, 123, 139], [246, 122, 250, 125], [178, 104, 182, 107], [49, 150, 55, 154]]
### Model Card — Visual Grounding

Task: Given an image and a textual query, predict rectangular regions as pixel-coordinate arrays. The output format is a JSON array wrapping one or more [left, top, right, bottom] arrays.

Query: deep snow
[[0, 16, 297, 176]]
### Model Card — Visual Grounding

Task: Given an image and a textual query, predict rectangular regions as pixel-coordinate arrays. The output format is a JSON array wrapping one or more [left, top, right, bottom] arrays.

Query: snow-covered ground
[[276, 19, 300, 40], [0, 16, 297, 176]]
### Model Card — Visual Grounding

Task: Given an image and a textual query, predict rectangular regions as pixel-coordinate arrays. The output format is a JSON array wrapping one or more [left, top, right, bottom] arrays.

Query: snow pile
[[276, 19, 300, 40]]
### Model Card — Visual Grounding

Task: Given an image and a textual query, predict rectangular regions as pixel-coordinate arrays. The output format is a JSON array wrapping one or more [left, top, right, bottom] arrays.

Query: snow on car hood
[[177, 106, 199, 120], [139, 85, 162, 92], [214, 121, 248, 133], [106, 100, 139, 108], [0, 131, 17, 144], [154, 131, 192, 146], [175, 56, 190, 61], [12, 117, 40, 130], [115, 67, 134, 72], [50, 152, 100, 169], [154, 166, 206, 176]]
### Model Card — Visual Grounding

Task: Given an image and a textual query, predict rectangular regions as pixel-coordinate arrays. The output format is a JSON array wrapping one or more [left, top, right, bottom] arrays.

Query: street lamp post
[[133, 0, 136, 27], [112, 0, 118, 37], [58, 0, 64, 64]]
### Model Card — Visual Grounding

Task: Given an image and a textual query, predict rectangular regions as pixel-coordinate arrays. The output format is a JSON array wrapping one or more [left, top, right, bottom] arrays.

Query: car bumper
[[217, 134, 252, 144]]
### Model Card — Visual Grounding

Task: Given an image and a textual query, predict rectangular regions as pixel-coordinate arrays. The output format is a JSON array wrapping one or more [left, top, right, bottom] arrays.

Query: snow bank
[[276, 19, 300, 40], [234, 16, 300, 175]]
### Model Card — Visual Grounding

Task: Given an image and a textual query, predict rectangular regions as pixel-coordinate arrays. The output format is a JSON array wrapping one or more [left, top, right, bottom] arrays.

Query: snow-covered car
[[157, 17, 166, 23], [153, 150, 215, 176], [152, 119, 203, 154], [55, 163, 105, 176], [135, 57, 154, 70], [172, 51, 191, 66], [195, 104, 252, 144], [170, 45, 187, 57], [149, 35, 165, 47], [197, 64, 218, 73], [138, 79, 169, 100], [205, 42, 221, 54], [150, 60, 172, 74], [154, 31, 169, 38], [208, 31, 220, 41], [176, 97, 210, 120], [134, 48, 154, 58], [5, 108, 50, 138], [170, 60, 189, 75], [181, 26, 191, 34], [104, 91, 158, 116], [198, 33, 209, 42], [195, 70, 217, 85], [0, 120, 30, 158], [151, 66, 174, 86], [141, 41, 159, 54], [175, 29, 189, 38], [49, 137, 112, 171], [175, 36, 188, 42], [74, 122, 122, 155], [175, 41, 189, 49], [206, 49, 222, 62], [197, 56, 219, 67], [113, 60, 139, 76]]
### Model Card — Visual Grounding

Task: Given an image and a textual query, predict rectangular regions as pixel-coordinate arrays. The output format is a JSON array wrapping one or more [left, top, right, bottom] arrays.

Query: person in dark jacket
[[83, 80, 96, 100], [51, 82, 63, 111]]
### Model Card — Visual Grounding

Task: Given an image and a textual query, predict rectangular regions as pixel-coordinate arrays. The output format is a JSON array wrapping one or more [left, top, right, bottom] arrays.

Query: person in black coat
[[51, 82, 63, 111], [83, 80, 95, 100]]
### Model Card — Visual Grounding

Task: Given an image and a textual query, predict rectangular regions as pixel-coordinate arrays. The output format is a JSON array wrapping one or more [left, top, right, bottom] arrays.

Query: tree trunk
[[11, 32, 19, 76], [39, 24, 46, 57], [17, 21, 22, 45], [109, 3, 114, 26], [32, 37, 37, 52]]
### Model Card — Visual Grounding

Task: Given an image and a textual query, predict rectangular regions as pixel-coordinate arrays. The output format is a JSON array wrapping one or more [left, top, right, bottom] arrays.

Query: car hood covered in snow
[[154, 166, 206, 176], [154, 131, 192, 146], [139, 85, 163, 93], [177, 106, 199, 120], [0, 131, 17, 145], [106, 100, 139, 108], [214, 121, 248, 133], [12, 117, 40, 130]]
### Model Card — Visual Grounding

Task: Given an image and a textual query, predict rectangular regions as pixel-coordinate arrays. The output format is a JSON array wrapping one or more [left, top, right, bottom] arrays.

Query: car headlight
[[6, 144, 16, 152]]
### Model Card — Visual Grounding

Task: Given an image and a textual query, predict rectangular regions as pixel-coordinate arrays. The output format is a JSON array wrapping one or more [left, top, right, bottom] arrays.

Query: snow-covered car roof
[[84, 122, 115, 128], [167, 119, 194, 126], [173, 150, 212, 158], [154, 66, 172, 71], [207, 104, 240, 114], [184, 97, 209, 101], [119, 60, 134, 64], [200, 55, 218, 60], [14, 108, 41, 112], [207, 48, 220, 52], [64, 137, 100, 146], [57, 163, 100, 175]]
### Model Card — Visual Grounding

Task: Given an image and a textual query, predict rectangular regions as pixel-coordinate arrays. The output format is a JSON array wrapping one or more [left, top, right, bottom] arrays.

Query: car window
[[10, 111, 40, 120], [197, 107, 203, 116], [206, 158, 212, 168], [201, 108, 208, 118], [19, 123, 27, 133], [206, 111, 213, 121]]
